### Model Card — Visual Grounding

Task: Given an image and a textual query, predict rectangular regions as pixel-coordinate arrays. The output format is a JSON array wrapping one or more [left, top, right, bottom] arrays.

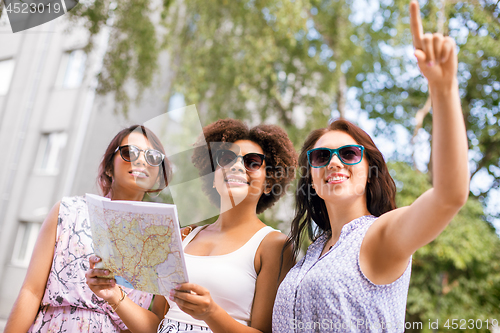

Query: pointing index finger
[[410, 0, 424, 50]]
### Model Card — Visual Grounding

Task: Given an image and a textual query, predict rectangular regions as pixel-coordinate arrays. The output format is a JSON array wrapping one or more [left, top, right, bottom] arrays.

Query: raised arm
[[4, 202, 60, 333], [361, 0, 469, 284]]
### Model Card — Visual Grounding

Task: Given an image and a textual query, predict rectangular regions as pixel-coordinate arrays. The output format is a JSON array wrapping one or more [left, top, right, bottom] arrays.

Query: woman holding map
[[5, 125, 171, 333], [86, 118, 298, 333]]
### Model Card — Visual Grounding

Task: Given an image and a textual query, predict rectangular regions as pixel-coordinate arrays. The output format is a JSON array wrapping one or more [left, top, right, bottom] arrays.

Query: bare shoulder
[[260, 230, 288, 253], [37, 201, 62, 242], [51, 200, 61, 212], [44, 201, 61, 226], [256, 230, 294, 281], [257, 230, 288, 264]]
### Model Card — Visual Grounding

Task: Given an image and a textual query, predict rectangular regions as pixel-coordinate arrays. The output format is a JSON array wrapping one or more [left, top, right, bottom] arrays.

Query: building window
[[0, 10, 10, 29], [56, 50, 87, 89], [0, 59, 15, 95], [35, 132, 68, 174], [11, 222, 41, 267]]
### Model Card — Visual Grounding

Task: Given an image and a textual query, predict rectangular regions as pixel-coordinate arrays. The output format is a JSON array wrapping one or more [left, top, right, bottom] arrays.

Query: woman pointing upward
[[273, 1, 469, 332]]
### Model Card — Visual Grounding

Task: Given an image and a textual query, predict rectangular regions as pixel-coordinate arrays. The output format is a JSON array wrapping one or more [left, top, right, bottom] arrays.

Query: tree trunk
[[337, 72, 347, 119], [411, 95, 432, 168], [161, 0, 187, 113]]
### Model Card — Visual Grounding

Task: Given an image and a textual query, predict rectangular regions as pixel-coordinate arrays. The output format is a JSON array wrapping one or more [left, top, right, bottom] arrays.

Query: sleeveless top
[[165, 225, 279, 327], [30, 196, 152, 332], [272, 215, 412, 333]]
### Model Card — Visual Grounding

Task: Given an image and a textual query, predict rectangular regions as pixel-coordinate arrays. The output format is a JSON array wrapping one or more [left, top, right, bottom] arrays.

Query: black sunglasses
[[215, 150, 265, 172], [114, 145, 165, 167], [307, 145, 365, 168]]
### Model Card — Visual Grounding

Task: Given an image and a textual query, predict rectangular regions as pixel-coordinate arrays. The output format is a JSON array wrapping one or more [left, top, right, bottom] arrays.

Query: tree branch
[[308, 11, 346, 118], [272, 96, 292, 127], [336, 73, 346, 119], [412, 95, 432, 168]]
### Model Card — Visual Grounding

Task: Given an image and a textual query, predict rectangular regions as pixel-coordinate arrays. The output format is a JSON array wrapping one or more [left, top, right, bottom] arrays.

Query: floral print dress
[[28, 196, 153, 333]]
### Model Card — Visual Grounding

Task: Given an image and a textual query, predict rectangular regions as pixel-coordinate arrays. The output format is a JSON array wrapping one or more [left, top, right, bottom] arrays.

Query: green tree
[[67, 0, 406, 144]]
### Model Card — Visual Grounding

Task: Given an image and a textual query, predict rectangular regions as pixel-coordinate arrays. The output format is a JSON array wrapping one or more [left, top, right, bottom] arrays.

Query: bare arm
[[86, 257, 167, 333], [360, 1, 469, 284], [248, 232, 294, 332], [4, 202, 60, 332], [171, 232, 294, 333]]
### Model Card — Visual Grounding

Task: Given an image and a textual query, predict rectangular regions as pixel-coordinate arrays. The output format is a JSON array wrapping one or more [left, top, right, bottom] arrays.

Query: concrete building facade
[[0, 12, 171, 328]]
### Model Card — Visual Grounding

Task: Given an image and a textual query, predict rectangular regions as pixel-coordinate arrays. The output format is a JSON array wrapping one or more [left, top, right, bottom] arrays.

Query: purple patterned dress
[[28, 196, 153, 333], [272, 215, 412, 333]]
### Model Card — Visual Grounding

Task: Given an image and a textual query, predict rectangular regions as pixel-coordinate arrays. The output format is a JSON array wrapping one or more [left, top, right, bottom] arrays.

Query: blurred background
[[0, 0, 499, 331]]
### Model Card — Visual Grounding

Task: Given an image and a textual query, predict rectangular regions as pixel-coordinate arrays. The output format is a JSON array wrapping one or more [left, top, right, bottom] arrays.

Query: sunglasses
[[307, 145, 365, 168], [114, 145, 165, 167], [215, 149, 265, 172]]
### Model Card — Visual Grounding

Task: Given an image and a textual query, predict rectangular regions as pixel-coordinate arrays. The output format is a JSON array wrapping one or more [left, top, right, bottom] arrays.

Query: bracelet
[[181, 225, 194, 238], [108, 286, 126, 312]]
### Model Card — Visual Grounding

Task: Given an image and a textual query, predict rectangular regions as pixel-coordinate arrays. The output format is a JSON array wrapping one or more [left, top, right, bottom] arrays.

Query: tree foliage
[[68, 0, 499, 203], [390, 161, 500, 332]]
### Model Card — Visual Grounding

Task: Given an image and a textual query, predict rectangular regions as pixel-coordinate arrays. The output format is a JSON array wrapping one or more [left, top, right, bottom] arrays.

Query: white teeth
[[327, 175, 348, 182], [131, 171, 147, 177], [226, 178, 247, 184]]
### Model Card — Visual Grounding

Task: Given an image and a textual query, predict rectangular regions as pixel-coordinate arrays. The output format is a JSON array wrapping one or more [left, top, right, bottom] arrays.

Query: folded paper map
[[86, 194, 188, 295]]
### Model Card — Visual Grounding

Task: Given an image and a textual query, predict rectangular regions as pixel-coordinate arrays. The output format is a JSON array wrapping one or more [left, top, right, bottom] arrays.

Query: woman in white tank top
[[86, 118, 298, 333]]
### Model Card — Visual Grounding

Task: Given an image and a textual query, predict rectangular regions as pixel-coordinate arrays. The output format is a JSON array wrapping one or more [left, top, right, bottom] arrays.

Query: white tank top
[[164, 225, 279, 327]]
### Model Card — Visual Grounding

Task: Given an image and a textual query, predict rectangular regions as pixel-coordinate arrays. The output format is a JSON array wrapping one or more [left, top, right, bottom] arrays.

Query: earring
[[264, 186, 271, 195]]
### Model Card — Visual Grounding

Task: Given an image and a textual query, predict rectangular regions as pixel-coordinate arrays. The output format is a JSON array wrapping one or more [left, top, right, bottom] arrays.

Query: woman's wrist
[[202, 301, 222, 322], [106, 286, 126, 309], [428, 78, 458, 95], [106, 286, 127, 312]]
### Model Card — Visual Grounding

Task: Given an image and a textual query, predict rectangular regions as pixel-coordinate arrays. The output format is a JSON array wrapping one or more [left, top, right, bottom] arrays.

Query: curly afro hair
[[191, 118, 298, 214]]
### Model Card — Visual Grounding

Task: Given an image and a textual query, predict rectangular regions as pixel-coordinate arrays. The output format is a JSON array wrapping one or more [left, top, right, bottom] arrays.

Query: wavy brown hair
[[97, 125, 172, 197], [287, 119, 397, 259], [191, 118, 298, 214]]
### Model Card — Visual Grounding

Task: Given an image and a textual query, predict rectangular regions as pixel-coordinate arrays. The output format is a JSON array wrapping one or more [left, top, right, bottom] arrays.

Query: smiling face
[[110, 132, 160, 196], [213, 140, 267, 211], [310, 130, 369, 205]]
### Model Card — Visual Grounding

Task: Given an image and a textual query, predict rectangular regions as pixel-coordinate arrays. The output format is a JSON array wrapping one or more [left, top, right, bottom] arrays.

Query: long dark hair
[[287, 119, 397, 260], [97, 125, 172, 197]]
